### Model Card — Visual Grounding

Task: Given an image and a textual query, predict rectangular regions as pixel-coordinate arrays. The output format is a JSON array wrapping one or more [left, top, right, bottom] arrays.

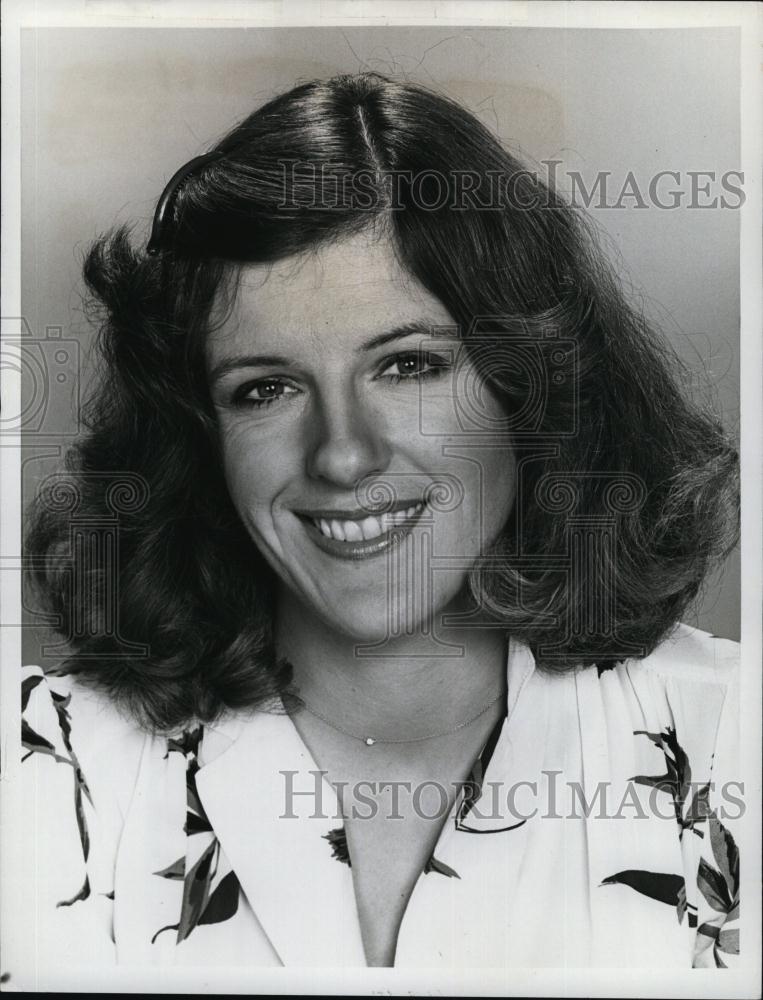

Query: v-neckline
[[190, 633, 535, 967]]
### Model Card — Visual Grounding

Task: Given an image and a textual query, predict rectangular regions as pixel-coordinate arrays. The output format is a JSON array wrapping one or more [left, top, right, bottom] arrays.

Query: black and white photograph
[[1, 1, 760, 995]]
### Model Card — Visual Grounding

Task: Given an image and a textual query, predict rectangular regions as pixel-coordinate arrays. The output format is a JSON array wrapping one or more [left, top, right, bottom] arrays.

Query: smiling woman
[[17, 72, 740, 974], [206, 231, 516, 643]]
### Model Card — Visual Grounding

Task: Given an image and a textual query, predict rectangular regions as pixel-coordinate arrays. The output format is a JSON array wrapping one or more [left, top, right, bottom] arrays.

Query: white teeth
[[360, 516, 383, 540], [312, 503, 425, 542], [343, 520, 363, 542], [329, 519, 346, 541]]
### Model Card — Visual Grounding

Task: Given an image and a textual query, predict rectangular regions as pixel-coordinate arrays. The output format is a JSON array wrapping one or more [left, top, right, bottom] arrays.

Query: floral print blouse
[[5, 623, 740, 983]]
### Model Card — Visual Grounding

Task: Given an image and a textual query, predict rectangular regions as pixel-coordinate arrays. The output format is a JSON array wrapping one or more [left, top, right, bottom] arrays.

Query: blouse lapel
[[195, 706, 367, 967], [395, 636, 547, 967], [113, 732, 188, 965]]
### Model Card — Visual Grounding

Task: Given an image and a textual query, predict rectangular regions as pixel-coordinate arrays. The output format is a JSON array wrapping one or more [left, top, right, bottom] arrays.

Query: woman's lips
[[298, 502, 427, 560]]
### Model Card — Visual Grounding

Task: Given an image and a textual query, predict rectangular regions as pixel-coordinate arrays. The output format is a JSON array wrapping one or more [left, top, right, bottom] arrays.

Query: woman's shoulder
[[589, 623, 739, 728], [23, 663, 143, 739], [623, 621, 739, 690], [21, 664, 147, 806], [600, 623, 740, 773]]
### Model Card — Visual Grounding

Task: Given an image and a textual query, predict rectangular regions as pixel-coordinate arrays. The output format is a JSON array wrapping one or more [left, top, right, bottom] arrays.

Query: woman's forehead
[[209, 230, 455, 354], [238, 229, 411, 294]]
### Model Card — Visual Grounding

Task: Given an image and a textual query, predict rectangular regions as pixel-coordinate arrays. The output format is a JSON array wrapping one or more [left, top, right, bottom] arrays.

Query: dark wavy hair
[[26, 72, 739, 732]]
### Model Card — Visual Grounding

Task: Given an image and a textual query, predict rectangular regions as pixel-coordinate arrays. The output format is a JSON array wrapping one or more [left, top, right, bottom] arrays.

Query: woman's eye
[[380, 351, 450, 383], [234, 379, 299, 408]]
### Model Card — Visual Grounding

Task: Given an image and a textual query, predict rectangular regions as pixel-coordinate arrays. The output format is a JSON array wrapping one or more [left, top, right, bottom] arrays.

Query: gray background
[[20, 26, 741, 661]]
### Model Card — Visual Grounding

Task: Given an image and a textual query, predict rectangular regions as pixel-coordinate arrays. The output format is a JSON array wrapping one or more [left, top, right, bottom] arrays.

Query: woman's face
[[206, 228, 517, 641]]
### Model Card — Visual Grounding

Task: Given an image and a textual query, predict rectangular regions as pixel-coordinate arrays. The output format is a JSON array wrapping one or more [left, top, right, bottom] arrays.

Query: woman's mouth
[[313, 502, 424, 541], [296, 501, 427, 560]]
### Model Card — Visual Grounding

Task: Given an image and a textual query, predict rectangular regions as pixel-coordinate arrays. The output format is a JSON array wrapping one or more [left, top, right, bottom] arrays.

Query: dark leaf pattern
[[717, 928, 739, 955], [603, 726, 740, 968], [683, 781, 713, 836], [151, 921, 179, 945], [166, 729, 203, 758], [152, 726, 242, 945], [695, 811, 739, 966], [153, 858, 186, 880], [601, 870, 683, 903], [324, 827, 351, 866], [697, 858, 732, 913], [185, 811, 213, 837], [176, 841, 218, 942], [708, 812, 739, 896], [423, 856, 460, 879], [21, 673, 93, 908], [21, 718, 66, 762], [57, 874, 91, 908], [630, 727, 709, 838], [22, 673, 44, 711], [198, 870, 240, 926]]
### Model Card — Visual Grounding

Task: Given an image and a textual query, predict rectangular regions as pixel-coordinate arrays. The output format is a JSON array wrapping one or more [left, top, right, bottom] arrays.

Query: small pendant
[[364, 737, 377, 746]]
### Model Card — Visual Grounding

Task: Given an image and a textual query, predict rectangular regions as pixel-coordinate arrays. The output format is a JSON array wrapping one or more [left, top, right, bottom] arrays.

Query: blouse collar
[[190, 634, 537, 966]]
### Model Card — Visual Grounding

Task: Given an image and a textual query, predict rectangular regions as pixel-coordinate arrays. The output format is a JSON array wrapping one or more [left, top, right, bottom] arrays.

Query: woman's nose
[[306, 390, 392, 489]]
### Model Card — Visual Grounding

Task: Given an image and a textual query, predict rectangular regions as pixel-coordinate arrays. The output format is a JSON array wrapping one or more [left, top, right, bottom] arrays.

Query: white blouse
[[6, 622, 740, 982]]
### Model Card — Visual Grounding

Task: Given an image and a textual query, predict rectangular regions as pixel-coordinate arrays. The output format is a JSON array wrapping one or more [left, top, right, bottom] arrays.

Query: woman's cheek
[[218, 435, 267, 523], [220, 421, 284, 496]]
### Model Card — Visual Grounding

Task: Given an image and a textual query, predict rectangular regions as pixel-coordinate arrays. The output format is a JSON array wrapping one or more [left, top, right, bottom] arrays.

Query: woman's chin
[[319, 609, 416, 646], [279, 573, 474, 646], [313, 593, 468, 648]]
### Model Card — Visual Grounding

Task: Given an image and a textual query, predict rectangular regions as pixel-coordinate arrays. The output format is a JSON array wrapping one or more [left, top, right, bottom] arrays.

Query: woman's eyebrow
[[209, 353, 292, 383], [209, 323, 453, 383], [362, 322, 449, 352]]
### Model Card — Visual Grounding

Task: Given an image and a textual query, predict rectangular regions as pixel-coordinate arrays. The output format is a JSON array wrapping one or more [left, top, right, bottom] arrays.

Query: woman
[[15, 72, 739, 973]]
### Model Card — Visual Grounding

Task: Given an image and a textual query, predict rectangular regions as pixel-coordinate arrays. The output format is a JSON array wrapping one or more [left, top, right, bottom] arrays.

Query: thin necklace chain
[[299, 689, 506, 747]]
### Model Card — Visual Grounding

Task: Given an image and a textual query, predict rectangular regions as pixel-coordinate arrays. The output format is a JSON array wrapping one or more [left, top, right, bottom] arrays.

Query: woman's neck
[[274, 589, 509, 741]]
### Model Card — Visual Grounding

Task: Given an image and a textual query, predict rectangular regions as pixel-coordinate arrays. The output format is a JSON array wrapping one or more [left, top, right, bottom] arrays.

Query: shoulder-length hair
[[26, 72, 739, 732]]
